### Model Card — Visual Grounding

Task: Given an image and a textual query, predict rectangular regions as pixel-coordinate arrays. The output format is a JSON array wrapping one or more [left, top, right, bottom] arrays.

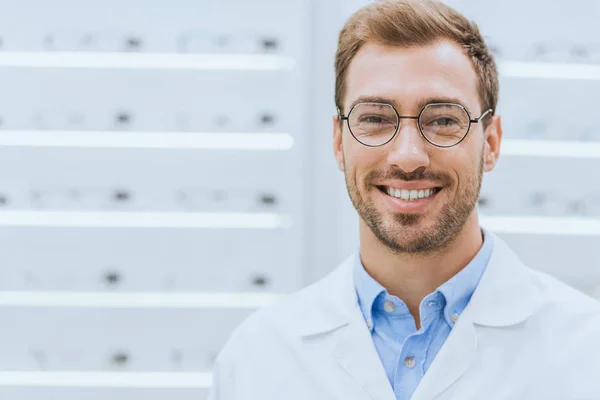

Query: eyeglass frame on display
[[337, 101, 493, 148]]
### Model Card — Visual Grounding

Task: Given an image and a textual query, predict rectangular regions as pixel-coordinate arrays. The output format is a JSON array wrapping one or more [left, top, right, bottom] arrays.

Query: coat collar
[[466, 233, 544, 327], [285, 232, 544, 400], [296, 253, 358, 336], [295, 232, 543, 337]]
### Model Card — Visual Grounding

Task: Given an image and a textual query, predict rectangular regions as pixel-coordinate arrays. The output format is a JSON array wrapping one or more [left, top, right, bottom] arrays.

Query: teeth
[[386, 187, 436, 201]]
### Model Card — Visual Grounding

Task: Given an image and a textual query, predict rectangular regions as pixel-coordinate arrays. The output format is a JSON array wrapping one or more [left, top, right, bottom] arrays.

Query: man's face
[[333, 40, 501, 255]]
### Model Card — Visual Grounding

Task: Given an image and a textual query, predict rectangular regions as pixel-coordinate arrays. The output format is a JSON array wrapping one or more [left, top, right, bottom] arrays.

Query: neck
[[358, 212, 483, 322]]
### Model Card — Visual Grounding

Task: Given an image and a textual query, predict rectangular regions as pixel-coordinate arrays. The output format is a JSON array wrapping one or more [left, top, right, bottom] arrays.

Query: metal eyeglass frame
[[337, 102, 494, 148]]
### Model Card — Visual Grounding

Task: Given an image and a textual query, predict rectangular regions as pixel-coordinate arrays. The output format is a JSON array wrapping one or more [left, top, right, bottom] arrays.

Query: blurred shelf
[[0, 371, 211, 388], [0, 51, 296, 71], [481, 215, 600, 236], [0, 130, 294, 151], [0, 291, 281, 309], [1, 134, 596, 157], [0, 211, 292, 229], [498, 60, 600, 80], [502, 139, 600, 159]]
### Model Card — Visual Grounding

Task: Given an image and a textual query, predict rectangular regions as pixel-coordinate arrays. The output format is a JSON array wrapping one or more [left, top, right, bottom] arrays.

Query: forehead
[[344, 40, 480, 114]]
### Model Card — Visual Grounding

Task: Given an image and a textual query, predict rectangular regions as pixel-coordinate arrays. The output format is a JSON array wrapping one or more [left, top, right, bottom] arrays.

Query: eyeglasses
[[338, 102, 493, 148]]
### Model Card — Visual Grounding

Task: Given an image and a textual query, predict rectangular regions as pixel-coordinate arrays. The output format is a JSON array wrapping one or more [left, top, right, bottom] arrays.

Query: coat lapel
[[295, 254, 395, 400], [333, 315, 397, 400], [409, 313, 478, 400]]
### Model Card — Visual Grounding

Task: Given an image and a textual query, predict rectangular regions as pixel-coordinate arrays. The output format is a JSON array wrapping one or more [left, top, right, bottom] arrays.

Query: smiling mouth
[[377, 186, 442, 201]]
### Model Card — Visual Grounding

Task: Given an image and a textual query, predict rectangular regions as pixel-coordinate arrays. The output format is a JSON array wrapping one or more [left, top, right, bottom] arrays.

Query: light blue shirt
[[354, 230, 493, 400]]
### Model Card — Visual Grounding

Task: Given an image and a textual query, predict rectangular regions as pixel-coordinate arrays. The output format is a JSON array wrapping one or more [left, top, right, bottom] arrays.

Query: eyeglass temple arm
[[336, 108, 349, 120], [471, 109, 494, 123]]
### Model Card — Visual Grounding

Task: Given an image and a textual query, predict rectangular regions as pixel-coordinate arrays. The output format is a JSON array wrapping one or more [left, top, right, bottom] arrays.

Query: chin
[[392, 211, 424, 226]]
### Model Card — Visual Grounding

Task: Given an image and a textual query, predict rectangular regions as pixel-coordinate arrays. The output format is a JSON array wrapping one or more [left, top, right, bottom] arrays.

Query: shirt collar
[[353, 228, 494, 328]]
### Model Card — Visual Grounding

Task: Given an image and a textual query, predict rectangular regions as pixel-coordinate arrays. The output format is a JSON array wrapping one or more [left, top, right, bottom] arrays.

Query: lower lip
[[378, 187, 441, 213]]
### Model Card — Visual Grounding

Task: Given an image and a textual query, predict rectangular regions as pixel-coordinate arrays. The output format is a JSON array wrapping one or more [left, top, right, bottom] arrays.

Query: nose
[[386, 118, 430, 172]]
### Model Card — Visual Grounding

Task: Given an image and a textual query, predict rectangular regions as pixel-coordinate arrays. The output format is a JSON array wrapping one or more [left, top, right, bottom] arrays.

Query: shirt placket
[[392, 294, 443, 397]]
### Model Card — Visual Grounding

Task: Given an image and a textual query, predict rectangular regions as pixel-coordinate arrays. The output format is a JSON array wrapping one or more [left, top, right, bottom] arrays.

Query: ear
[[333, 114, 345, 172], [483, 115, 502, 172]]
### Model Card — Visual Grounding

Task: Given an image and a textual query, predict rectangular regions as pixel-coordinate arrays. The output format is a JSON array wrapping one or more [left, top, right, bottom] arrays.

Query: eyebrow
[[347, 95, 474, 115]]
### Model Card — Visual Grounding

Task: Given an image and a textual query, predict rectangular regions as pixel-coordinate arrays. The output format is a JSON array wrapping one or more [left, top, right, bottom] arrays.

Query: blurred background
[[0, 0, 598, 398]]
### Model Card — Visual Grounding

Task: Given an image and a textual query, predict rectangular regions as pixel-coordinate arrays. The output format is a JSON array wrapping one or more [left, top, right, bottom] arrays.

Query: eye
[[365, 116, 384, 123], [431, 117, 458, 127], [360, 114, 394, 124]]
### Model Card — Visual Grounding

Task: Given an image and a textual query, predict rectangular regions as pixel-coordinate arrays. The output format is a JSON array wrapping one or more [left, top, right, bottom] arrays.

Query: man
[[209, 1, 600, 399]]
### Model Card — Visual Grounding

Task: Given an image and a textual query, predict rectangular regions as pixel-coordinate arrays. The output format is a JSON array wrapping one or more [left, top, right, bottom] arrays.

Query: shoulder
[[523, 269, 600, 393], [529, 267, 600, 318], [487, 232, 600, 322], [520, 265, 600, 360], [217, 254, 356, 357]]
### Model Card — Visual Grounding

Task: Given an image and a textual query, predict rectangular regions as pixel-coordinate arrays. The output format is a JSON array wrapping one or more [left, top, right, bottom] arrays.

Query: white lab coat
[[208, 234, 600, 400]]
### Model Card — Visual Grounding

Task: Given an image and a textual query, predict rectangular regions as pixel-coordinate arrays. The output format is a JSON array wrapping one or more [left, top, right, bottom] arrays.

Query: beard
[[345, 157, 483, 256]]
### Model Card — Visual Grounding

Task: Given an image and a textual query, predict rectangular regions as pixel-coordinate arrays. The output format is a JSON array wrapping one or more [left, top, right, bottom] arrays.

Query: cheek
[[456, 136, 483, 162], [350, 150, 385, 184], [445, 148, 483, 188]]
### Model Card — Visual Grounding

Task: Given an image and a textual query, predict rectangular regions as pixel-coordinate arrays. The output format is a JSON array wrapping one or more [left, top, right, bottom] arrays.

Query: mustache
[[367, 167, 453, 185]]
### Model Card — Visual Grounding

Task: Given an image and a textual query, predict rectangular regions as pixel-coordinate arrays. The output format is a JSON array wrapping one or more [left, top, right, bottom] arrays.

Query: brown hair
[[335, 0, 498, 119]]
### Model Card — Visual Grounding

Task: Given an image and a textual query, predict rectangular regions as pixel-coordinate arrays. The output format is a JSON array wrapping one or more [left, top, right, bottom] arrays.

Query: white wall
[[0, 0, 598, 398]]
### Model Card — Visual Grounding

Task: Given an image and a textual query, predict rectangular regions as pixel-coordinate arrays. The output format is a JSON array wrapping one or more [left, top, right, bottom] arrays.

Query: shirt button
[[451, 313, 460, 323], [384, 301, 396, 313], [366, 319, 372, 330], [404, 356, 416, 369]]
